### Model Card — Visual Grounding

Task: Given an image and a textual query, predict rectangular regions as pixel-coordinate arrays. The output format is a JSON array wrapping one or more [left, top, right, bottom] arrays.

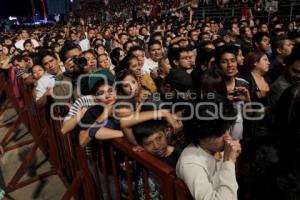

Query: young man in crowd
[[143, 40, 164, 75], [268, 35, 294, 83], [133, 120, 182, 169]]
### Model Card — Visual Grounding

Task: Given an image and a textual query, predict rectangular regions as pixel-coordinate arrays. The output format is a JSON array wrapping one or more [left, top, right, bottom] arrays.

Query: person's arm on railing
[[122, 127, 138, 146], [61, 107, 87, 134], [79, 128, 123, 147]]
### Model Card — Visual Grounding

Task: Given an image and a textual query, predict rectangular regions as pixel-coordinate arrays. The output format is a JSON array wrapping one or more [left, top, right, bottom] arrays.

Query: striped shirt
[[64, 95, 98, 158], [64, 95, 97, 121], [16, 68, 29, 79]]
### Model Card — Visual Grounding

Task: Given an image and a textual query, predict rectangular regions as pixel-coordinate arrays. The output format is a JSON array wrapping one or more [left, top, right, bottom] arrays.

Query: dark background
[[0, 0, 42, 17]]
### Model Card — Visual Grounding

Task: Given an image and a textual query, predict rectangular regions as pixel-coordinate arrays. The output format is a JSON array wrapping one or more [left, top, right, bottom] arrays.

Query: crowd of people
[[77, 0, 295, 24], [1, 1, 300, 199]]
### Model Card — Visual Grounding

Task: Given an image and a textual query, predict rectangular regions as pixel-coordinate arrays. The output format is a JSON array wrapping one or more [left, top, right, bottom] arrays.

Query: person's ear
[[276, 47, 283, 55], [200, 64, 207, 71], [174, 59, 179, 66]]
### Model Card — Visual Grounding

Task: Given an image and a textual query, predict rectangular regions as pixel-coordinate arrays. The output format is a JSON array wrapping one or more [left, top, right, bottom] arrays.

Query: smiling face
[[128, 57, 142, 77], [141, 131, 169, 158], [218, 53, 238, 78]]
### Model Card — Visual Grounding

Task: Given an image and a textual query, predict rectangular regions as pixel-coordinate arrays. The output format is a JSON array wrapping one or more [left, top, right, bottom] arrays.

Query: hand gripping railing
[[1, 68, 193, 199]]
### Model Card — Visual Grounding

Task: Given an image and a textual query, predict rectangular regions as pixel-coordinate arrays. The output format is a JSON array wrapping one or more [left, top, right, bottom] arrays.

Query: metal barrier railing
[[1, 69, 57, 193], [1, 69, 193, 199]]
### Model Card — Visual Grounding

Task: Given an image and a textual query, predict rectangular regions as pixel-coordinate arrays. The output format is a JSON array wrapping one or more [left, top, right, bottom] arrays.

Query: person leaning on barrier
[[132, 119, 182, 199], [176, 97, 241, 200], [60, 70, 115, 135], [36, 50, 62, 107], [132, 119, 182, 170]]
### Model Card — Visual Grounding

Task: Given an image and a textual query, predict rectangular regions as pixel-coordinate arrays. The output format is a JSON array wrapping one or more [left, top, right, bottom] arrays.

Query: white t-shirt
[[15, 39, 39, 50], [176, 144, 238, 200], [79, 38, 91, 51], [35, 72, 56, 100], [142, 58, 159, 75]]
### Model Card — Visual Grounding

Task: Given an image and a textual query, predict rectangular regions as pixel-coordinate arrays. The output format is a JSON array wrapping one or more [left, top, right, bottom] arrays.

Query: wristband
[[88, 121, 102, 139]]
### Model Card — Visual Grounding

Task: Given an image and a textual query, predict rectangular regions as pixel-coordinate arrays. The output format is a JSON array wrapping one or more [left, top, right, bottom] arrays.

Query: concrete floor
[[0, 106, 67, 200]]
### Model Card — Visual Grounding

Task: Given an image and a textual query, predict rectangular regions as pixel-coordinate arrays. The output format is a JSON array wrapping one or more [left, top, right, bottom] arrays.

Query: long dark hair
[[110, 47, 123, 67], [115, 69, 138, 96], [115, 54, 137, 75], [199, 69, 227, 98]]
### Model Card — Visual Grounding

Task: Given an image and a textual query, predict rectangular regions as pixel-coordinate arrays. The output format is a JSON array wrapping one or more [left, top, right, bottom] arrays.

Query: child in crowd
[[133, 119, 182, 169], [32, 64, 54, 101], [31, 64, 47, 100], [132, 120, 182, 199], [32, 64, 45, 81]]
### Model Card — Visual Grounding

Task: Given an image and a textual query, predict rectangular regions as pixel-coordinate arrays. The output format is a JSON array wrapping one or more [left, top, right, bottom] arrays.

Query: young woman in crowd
[[82, 50, 98, 73], [242, 51, 270, 106], [109, 47, 125, 68]]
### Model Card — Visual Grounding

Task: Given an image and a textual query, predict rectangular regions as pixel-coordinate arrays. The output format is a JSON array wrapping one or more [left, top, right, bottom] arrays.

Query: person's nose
[[227, 62, 233, 68], [153, 141, 160, 150]]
